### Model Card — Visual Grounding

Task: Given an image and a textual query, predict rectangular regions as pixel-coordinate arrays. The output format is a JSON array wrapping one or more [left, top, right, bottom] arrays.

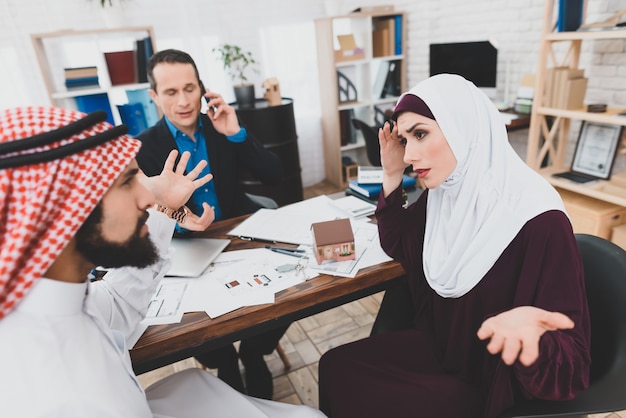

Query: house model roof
[[311, 218, 354, 245]]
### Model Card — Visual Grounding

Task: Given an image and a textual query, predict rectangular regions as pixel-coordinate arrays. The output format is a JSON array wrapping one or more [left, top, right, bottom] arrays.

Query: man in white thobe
[[0, 106, 326, 418]]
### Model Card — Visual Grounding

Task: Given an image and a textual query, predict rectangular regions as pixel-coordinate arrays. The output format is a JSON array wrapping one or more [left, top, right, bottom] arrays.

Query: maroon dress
[[318, 187, 591, 418]]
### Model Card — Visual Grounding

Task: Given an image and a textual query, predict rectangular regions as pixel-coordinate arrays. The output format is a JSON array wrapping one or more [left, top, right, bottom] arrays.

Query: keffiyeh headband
[[0, 106, 141, 318]]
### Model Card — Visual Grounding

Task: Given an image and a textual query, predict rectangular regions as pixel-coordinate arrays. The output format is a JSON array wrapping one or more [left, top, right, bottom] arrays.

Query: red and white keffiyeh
[[0, 106, 141, 318]]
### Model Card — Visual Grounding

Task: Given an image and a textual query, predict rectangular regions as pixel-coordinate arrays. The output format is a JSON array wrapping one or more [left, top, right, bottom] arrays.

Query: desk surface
[[130, 214, 406, 375], [501, 111, 531, 130]]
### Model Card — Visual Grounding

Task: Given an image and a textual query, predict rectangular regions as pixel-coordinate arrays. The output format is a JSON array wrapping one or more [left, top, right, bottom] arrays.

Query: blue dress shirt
[[164, 116, 247, 225]]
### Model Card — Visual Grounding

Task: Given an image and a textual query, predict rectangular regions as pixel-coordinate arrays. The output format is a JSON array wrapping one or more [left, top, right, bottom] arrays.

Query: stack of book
[[543, 67, 588, 110], [347, 166, 417, 202], [371, 15, 403, 57], [64, 66, 99, 89]]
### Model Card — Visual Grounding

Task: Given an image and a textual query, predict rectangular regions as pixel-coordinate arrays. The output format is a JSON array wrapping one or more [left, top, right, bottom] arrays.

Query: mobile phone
[[200, 80, 218, 114]]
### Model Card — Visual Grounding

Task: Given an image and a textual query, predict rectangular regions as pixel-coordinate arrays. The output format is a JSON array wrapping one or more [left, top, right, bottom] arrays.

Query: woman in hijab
[[318, 74, 591, 418]]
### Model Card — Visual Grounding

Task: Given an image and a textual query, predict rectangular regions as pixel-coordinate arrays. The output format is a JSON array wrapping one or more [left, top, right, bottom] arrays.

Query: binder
[[394, 15, 403, 55], [135, 37, 154, 83], [117, 102, 148, 136], [557, 0, 584, 32], [126, 89, 159, 127], [381, 60, 402, 98], [75, 93, 114, 125]]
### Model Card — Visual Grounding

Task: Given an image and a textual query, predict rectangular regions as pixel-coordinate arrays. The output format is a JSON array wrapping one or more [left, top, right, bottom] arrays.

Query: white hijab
[[402, 74, 565, 298]]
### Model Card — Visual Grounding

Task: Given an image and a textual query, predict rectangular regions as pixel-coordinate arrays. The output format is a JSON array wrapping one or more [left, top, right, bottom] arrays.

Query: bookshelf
[[31, 26, 157, 127], [527, 0, 626, 243], [315, 7, 406, 187]]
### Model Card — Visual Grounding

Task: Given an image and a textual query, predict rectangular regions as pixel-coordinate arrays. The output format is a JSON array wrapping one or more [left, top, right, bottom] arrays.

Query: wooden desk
[[130, 215, 406, 375], [502, 112, 531, 130]]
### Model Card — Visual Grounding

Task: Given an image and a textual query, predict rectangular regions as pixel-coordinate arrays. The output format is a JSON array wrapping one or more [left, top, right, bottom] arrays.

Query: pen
[[268, 247, 304, 258], [239, 236, 276, 244], [264, 245, 305, 253]]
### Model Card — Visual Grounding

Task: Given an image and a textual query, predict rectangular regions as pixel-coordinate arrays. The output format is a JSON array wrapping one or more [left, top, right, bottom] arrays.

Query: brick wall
[[1, 0, 624, 186]]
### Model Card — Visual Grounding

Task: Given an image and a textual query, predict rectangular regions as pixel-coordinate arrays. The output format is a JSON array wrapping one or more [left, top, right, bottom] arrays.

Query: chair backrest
[[499, 233, 626, 417], [351, 118, 381, 167], [575, 234, 626, 382]]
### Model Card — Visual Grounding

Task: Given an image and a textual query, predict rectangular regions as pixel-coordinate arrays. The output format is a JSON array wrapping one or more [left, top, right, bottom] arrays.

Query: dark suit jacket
[[135, 114, 283, 219]]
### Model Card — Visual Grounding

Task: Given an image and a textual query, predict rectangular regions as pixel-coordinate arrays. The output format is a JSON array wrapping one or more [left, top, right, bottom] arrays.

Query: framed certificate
[[570, 121, 623, 180]]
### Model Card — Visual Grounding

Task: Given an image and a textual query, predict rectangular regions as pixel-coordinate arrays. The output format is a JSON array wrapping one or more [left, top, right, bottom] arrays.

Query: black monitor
[[429, 40, 498, 98]]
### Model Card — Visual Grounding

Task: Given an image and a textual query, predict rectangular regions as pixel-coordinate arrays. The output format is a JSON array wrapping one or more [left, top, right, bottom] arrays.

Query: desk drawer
[[557, 188, 626, 240]]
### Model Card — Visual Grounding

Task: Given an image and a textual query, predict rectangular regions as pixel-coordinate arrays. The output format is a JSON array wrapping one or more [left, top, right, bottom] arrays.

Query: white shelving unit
[[315, 8, 406, 187], [31, 26, 157, 125], [527, 0, 626, 241], [527, 0, 626, 204]]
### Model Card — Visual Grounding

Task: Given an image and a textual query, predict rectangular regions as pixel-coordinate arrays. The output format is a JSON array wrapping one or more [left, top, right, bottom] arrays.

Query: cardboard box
[[611, 223, 626, 250], [557, 188, 626, 239], [334, 34, 365, 62]]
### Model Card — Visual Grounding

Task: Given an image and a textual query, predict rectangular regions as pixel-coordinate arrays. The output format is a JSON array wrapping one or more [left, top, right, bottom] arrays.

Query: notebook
[[166, 238, 230, 277], [552, 122, 622, 184]]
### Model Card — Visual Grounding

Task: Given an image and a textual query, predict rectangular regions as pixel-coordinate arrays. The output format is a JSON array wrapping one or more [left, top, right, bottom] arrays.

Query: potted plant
[[212, 44, 258, 107]]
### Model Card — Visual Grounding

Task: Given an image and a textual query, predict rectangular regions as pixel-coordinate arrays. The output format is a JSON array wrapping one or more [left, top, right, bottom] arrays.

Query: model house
[[311, 218, 355, 264]]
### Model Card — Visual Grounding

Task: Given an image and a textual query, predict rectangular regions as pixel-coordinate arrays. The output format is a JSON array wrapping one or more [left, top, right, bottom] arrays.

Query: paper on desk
[[128, 279, 188, 348], [227, 195, 358, 245], [329, 195, 377, 218], [182, 248, 318, 318]]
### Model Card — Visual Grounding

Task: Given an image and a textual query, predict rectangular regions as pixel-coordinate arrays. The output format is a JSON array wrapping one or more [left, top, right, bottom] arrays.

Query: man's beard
[[75, 204, 159, 269]]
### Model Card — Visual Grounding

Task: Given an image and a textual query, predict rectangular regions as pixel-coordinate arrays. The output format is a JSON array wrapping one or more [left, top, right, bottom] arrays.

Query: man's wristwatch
[[154, 204, 189, 225]]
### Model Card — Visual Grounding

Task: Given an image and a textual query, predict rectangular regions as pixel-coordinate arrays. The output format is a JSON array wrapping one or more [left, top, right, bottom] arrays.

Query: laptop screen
[[166, 238, 230, 277]]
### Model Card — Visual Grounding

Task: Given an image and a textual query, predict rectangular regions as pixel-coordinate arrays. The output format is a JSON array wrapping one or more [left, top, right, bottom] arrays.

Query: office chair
[[245, 193, 278, 209], [371, 234, 626, 417], [498, 233, 626, 417], [351, 118, 381, 167]]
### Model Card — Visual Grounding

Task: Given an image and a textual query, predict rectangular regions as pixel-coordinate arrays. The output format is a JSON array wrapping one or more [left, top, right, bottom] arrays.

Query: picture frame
[[570, 121, 623, 180]]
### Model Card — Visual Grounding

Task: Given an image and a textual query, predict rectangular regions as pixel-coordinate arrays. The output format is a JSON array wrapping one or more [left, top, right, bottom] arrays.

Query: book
[[135, 37, 154, 83], [339, 109, 356, 145], [64, 76, 100, 89], [394, 15, 403, 55], [553, 68, 584, 109], [75, 93, 114, 125], [344, 187, 378, 204], [372, 28, 390, 58], [104, 50, 136, 86], [117, 102, 148, 136], [373, 17, 395, 57], [348, 174, 417, 199], [562, 77, 588, 110], [64, 66, 98, 79]]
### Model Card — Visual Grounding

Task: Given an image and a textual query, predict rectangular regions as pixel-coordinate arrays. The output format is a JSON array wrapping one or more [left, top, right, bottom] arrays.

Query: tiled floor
[[137, 177, 626, 417]]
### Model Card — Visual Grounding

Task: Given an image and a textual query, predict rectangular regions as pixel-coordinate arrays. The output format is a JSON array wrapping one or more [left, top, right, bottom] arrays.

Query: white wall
[[1, 0, 625, 186]]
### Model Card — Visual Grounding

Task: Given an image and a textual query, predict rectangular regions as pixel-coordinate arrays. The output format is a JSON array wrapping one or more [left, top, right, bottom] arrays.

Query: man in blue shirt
[[135, 49, 287, 400]]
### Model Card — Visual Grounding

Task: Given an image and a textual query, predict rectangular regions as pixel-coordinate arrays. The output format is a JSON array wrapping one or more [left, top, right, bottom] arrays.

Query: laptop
[[552, 121, 623, 184], [166, 237, 230, 277]]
